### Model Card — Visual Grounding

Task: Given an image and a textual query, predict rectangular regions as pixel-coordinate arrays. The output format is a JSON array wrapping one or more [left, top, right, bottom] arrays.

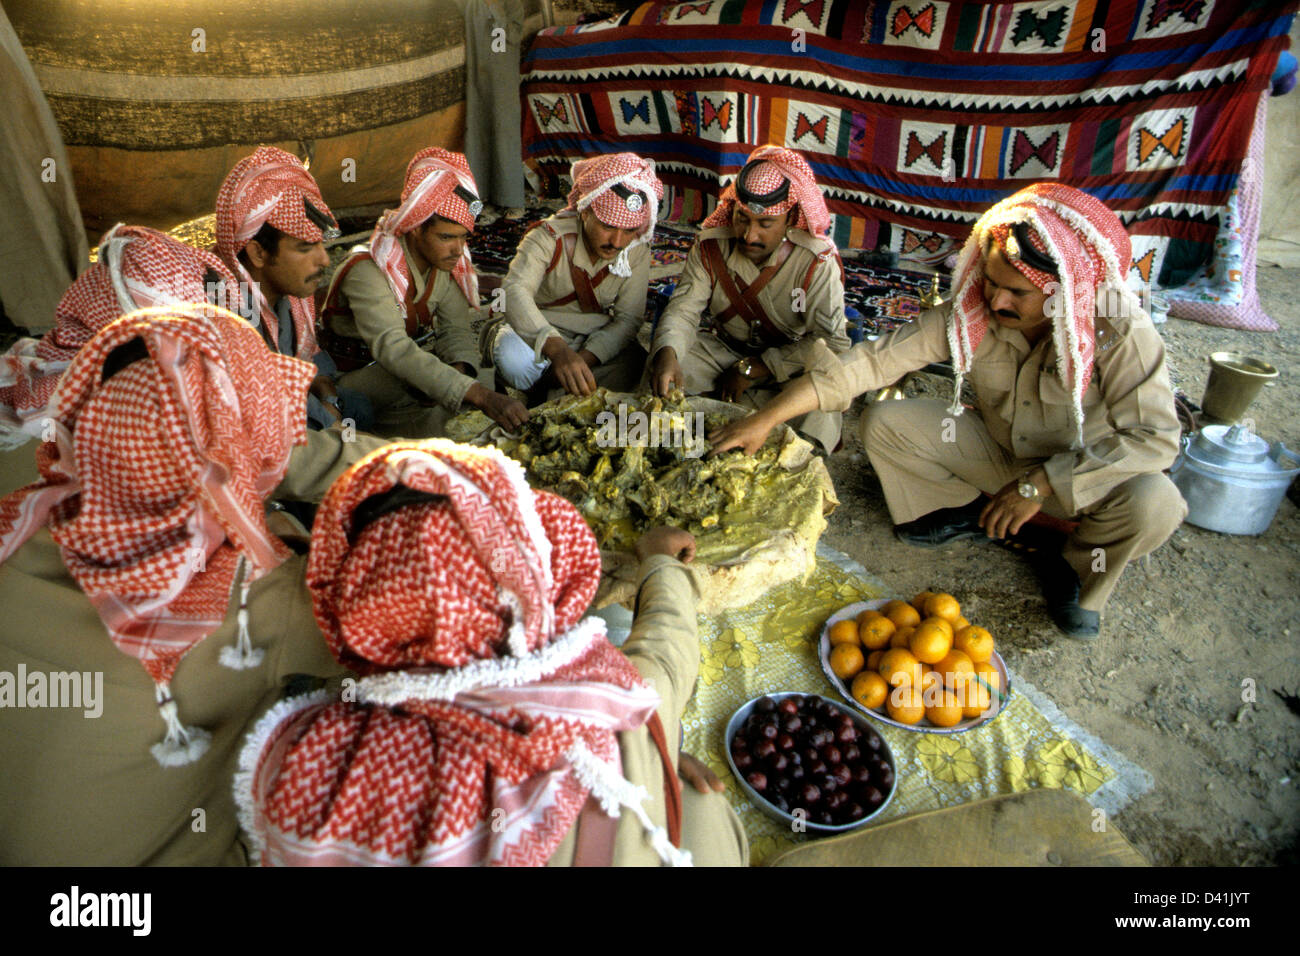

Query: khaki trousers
[[337, 363, 453, 439], [861, 399, 1186, 612], [679, 334, 842, 453]]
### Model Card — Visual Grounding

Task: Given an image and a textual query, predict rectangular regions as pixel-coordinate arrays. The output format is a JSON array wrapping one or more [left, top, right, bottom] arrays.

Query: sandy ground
[[816, 268, 1300, 866]]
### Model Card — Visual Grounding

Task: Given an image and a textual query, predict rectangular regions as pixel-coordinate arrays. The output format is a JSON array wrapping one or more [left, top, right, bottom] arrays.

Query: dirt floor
[[816, 266, 1300, 867]]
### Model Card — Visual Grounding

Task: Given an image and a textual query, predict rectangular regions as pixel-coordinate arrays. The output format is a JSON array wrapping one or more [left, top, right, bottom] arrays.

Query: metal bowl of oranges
[[818, 594, 1011, 734]]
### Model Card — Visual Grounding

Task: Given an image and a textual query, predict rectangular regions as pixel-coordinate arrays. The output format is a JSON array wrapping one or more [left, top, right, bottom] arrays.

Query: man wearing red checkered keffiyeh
[[319, 148, 527, 438], [0, 225, 238, 444], [0, 303, 377, 865], [215, 147, 362, 432], [235, 440, 747, 867], [649, 146, 850, 453], [709, 184, 1186, 640], [485, 152, 663, 400]]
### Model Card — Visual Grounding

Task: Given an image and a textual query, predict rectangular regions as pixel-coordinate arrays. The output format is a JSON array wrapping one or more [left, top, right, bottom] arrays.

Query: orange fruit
[[859, 615, 896, 650], [923, 593, 962, 624], [890, 625, 915, 649], [828, 618, 860, 647], [925, 687, 965, 728], [959, 675, 992, 719], [934, 649, 975, 691], [909, 619, 953, 664], [885, 682, 925, 725], [856, 609, 886, 628], [973, 661, 1003, 696], [920, 615, 953, 639], [829, 643, 865, 680], [953, 625, 994, 663], [953, 615, 972, 633], [866, 649, 885, 671], [884, 600, 922, 630], [911, 591, 937, 614], [878, 648, 923, 689], [919, 669, 943, 697], [851, 671, 889, 711]]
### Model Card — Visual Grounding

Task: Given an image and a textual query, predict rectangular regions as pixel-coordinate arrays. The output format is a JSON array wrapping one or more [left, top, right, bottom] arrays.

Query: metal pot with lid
[[1169, 424, 1300, 535]]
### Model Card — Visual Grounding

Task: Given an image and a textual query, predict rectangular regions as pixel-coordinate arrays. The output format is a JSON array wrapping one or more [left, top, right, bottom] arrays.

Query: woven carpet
[[678, 544, 1152, 867]]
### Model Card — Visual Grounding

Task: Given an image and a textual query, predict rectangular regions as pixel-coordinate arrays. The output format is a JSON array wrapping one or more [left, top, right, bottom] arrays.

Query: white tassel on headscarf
[[220, 556, 265, 670], [149, 681, 212, 767], [566, 740, 693, 867]]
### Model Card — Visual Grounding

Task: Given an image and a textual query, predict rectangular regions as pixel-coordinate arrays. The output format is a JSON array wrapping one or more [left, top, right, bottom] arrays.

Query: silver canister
[[1170, 424, 1300, 535]]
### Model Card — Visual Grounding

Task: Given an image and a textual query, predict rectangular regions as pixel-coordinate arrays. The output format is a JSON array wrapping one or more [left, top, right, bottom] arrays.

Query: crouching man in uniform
[[710, 184, 1186, 639], [482, 152, 663, 399], [215, 146, 370, 432], [649, 146, 850, 452], [319, 148, 527, 437]]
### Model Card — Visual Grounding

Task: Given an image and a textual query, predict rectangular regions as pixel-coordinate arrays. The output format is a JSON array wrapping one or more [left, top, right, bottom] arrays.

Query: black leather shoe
[[1035, 554, 1101, 639], [893, 500, 986, 548]]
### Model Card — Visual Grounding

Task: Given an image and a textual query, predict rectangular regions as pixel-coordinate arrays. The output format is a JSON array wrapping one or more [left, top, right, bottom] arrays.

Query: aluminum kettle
[[1170, 424, 1300, 535]]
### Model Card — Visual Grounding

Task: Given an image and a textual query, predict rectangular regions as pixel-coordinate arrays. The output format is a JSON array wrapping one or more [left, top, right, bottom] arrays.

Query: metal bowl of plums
[[725, 692, 898, 835]]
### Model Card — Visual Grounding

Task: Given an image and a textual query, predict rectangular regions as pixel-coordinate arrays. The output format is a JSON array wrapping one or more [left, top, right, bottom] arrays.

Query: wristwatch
[[1017, 473, 1041, 500], [736, 357, 760, 379]]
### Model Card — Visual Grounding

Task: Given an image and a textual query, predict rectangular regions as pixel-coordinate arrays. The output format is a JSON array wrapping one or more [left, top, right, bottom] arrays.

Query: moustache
[[995, 309, 1019, 320]]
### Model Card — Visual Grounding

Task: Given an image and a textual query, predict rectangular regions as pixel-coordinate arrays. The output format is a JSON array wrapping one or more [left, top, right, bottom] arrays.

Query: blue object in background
[[1274, 50, 1297, 96], [846, 306, 865, 344], [644, 279, 676, 343]]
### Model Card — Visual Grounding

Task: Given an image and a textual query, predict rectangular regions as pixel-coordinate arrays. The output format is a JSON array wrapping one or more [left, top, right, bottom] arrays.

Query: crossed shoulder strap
[[701, 236, 798, 348], [535, 222, 612, 314]]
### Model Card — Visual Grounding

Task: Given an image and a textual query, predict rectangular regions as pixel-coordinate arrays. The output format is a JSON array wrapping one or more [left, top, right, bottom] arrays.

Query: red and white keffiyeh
[[215, 146, 335, 361], [369, 148, 481, 314], [0, 225, 238, 440], [565, 152, 664, 277], [701, 145, 832, 240], [235, 441, 690, 867], [0, 304, 315, 766], [947, 183, 1137, 447]]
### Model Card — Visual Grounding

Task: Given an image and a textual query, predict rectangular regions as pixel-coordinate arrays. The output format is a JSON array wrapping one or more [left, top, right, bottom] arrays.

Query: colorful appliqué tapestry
[[522, 0, 1297, 293]]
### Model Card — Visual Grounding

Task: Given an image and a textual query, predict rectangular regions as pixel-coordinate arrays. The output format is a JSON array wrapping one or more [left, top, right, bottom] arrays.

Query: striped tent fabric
[[522, 0, 1297, 293]]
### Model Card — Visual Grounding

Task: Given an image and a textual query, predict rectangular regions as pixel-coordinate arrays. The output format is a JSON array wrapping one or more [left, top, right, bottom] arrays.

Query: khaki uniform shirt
[[0, 428, 388, 865], [546, 556, 746, 866], [326, 238, 480, 411], [810, 305, 1181, 515], [653, 226, 851, 383], [501, 214, 650, 364]]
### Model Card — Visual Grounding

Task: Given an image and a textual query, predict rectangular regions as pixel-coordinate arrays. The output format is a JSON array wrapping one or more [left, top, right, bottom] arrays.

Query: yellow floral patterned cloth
[[682, 550, 1142, 866]]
